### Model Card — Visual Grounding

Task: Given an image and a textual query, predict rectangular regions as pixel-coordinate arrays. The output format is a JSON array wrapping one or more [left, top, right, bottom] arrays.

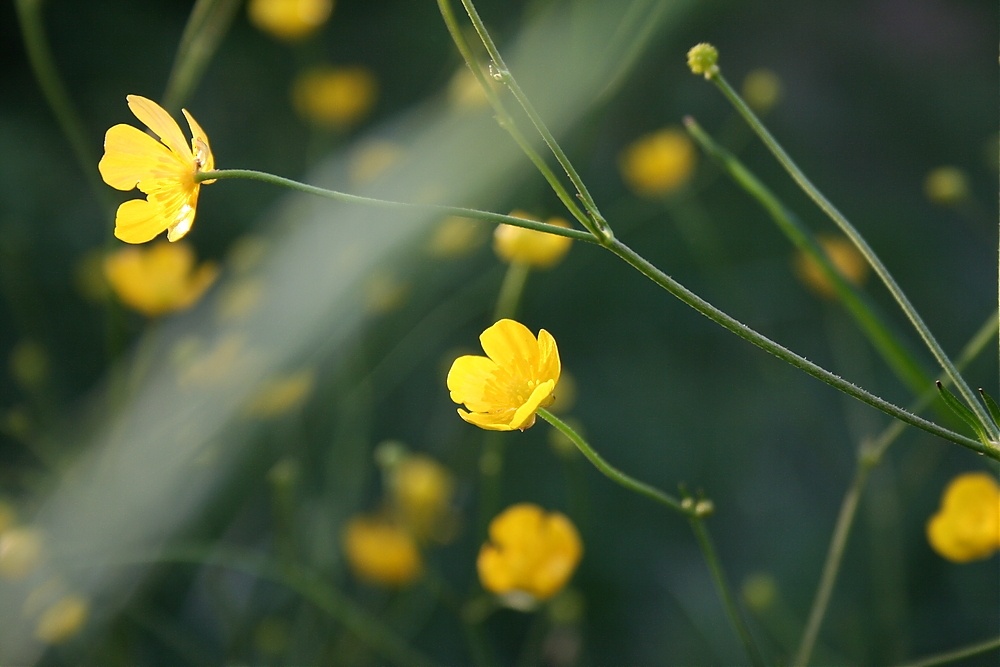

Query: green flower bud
[[687, 43, 719, 79]]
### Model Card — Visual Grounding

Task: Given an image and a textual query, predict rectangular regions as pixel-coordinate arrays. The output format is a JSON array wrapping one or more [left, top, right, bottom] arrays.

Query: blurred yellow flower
[[447, 319, 561, 432], [388, 454, 455, 541], [478, 504, 582, 605], [493, 212, 573, 269], [349, 140, 403, 185], [619, 128, 696, 198], [34, 594, 89, 644], [742, 68, 782, 112], [293, 65, 377, 128], [248, 0, 333, 41], [793, 235, 870, 300], [926, 472, 1000, 563], [924, 166, 969, 205], [104, 242, 218, 317], [426, 216, 487, 258], [244, 370, 315, 417], [342, 515, 422, 586], [99, 95, 215, 244], [0, 526, 44, 579]]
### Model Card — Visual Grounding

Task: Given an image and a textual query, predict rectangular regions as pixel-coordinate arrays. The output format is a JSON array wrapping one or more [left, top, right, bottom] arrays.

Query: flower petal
[[182, 108, 215, 177], [99, 124, 182, 191], [127, 95, 192, 162], [457, 408, 515, 431], [535, 329, 561, 385], [113, 199, 171, 244], [509, 380, 555, 430], [447, 355, 500, 409], [480, 319, 539, 374]]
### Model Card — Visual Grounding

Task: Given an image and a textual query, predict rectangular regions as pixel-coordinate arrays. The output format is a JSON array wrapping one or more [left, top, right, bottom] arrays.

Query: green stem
[[709, 70, 997, 441], [162, 0, 241, 112], [197, 169, 596, 243], [536, 408, 685, 514], [792, 310, 998, 667], [604, 238, 997, 459], [493, 262, 531, 320], [435, 0, 593, 231], [14, 0, 105, 200], [454, 0, 613, 242], [688, 517, 766, 667], [893, 636, 1000, 667], [685, 117, 932, 396]]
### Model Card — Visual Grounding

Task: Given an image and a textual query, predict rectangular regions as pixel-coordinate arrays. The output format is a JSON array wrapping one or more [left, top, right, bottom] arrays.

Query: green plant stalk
[[435, 0, 592, 231], [197, 169, 596, 243], [894, 636, 1000, 667], [707, 70, 998, 441], [792, 310, 998, 667], [493, 261, 531, 321], [688, 517, 766, 667], [162, 0, 241, 112], [537, 408, 685, 514], [454, 0, 613, 242], [14, 0, 105, 199], [685, 117, 931, 395]]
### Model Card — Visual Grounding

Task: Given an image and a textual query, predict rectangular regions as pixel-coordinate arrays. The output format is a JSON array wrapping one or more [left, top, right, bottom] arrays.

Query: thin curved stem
[[162, 0, 241, 112], [708, 70, 997, 441], [893, 636, 1000, 667]]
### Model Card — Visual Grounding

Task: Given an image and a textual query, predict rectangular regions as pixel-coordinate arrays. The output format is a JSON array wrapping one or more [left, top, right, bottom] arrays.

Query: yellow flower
[[447, 319, 561, 432], [926, 472, 1000, 563], [292, 65, 377, 128], [793, 235, 870, 300], [493, 212, 573, 269], [924, 166, 970, 205], [619, 128, 696, 198], [742, 68, 782, 113], [99, 95, 215, 244], [248, 0, 333, 41], [103, 241, 218, 317], [342, 515, 422, 586], [426, 216, 487, 258], [477, 504, 582, 605], [34, 595, 89, 644], [388, 454, 455, 541]]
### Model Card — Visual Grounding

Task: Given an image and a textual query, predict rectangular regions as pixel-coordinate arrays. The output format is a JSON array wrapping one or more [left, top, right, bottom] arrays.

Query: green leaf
[[977, 388, 1000, 429], [937, 382, 988, 442]]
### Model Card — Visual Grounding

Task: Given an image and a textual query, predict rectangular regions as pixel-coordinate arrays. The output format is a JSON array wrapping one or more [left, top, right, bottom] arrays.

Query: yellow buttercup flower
[[99, 95, 215, 244], [793, 235, 870, 300], [619, 128, 696, 198], [248, 0, 333, 41], [926, 472, 1000, 563], [342, 515, 422, 586], [103, 241, 218, 317], [924, 166, 970, 205], [447, 319, 561, 432], [493, 212, 573, 269], [477, 504, 582, 606], [292, 65, 377, 128], [742, 68, 782, 113], [388, 454, 455, 541]]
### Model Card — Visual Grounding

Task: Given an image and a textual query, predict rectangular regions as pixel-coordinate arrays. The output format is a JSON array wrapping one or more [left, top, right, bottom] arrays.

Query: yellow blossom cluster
[[248, 0, 333, 41], [493, 211, 573, 269], [104, 241, 218, 316], [926, 473, 1000, 563], [619, 128, 696, 198], [292, 66, 377, 128], [792, 235, 870, 300]]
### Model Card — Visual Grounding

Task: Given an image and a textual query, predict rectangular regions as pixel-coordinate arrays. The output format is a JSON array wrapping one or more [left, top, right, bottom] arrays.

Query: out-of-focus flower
[[742, 68, 782, 112], [364, 272, 409, 314], [924, 166, 970, 206], [104, 242, 218, 317], [10, 340, 49, 391], [176, 334, 247, 388], [387, 454, 455, 541], [248, 0, 333, 41], [99, 95, 215, 244], [342, 515, 422, 586], [292, 65, 377, 128], [478, 504, 582, 607], [793, 235, 870, 300], [427, 216, 487, 258], [216, 279, 264, 321], [447, 66, 495, 109], [34, 595, 89, 644], [619, 128, 696, 198], [447, 319, 561, 432], [244, 370, 315, 417], [0, 526, 44, 579], [349, 140, 403, 185], [493, 212, 573, 269], [741, 572, 778, 611], [926, 472, 1000, 563]]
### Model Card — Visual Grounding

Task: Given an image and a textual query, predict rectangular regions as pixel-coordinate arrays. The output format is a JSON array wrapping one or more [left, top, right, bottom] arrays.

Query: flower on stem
[[687, 43, 719, 79], [493, 211, 573, 269], [477, 503, 582, 608], [342, 514, 422, 586], [619, 128, 696, 198], [99, 95, 215, 244], [103, 241, 218, 316], [447, 319, 560, 432], [792, 235, 869, 300], [248, 0, 333, 41], [386, 453, 455, 542], [292, 65, 377, 128], [926, 472, 1000, 563]]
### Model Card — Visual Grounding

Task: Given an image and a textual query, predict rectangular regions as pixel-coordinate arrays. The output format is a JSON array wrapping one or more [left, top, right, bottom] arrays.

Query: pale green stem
[[707, 70, 998, 441], [14, 0, 105, 200], [493, 262, 531, 320], [792, 310, 998, 667], [434, 0, 592, 231], [162, 0, 241, 112], [685, 117, 932, 395], [455, 0, 613, 242], [894, 636, 1000, 667], [197, 169, 596, 243]]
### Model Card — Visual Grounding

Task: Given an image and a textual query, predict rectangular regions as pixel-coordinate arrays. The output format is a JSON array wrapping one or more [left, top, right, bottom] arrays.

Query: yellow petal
[[509, 380, 555, 430], [457, 408, 516, 431], [127, 95, 192, 162], [113, 199, 171, 244], [536, 329, 561, 385], [99, 124, 183, 191], [480, 319, 539, 371], [447, 355, 500, 409], [182, 108, 215, 176]]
